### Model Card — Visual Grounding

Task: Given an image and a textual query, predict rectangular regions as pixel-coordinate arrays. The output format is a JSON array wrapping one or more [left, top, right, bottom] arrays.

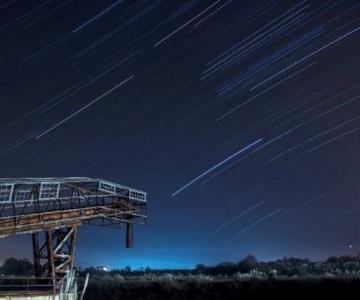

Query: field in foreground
[[84, 277, 360, 300]]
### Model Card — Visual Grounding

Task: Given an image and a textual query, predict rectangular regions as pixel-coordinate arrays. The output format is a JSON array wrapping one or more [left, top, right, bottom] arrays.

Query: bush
[[1, 258, 34, 276]]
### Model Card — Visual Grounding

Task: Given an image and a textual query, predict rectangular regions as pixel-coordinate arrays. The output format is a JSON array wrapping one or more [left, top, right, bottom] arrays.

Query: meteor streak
[[72, 0, 125, 33], [226, 208, 282, 243], [269, 114, 360, 162], [201, 130, 292, 184], [215, 62, 316, 122], [250, 26, 360, 91], [316, 206, 360, 228], [154, 0, 222, 47], [202, 201, 264, 242], [300, 127, 360, 156], [36, 76, 134, 139], [283, 192, 331, 217], [171, 138, 263, 197]]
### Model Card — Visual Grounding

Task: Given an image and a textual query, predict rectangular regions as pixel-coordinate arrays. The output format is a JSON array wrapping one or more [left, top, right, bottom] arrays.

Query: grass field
[[84, 276, 360, 299]]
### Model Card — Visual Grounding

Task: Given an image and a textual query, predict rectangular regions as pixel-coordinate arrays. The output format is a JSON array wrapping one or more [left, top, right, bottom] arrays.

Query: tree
[[215, 262, 237, 274], [195, 264, 207, 273], [1, 257, 34, 275], [238, 255, 258, 273]]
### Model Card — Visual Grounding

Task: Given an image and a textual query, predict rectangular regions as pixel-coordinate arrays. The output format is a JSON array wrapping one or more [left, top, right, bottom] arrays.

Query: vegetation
[[83, 277, 360, 300], [2, 255, 360, 299], [0, 257, 33, 276], [2, 254, 360, 278], [76, 254, 360, 278], [76, 254, 360, 299]]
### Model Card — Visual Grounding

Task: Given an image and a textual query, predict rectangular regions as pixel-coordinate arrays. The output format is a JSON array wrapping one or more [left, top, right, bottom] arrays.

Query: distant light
[[96, 266, 110, 272], [349, 244, 353, 249]]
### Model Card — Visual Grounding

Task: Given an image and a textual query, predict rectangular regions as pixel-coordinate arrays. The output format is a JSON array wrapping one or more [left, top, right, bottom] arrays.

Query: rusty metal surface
[[0, 177, 147, 237], [0, 204, 145, 237], [0, 177, 148, 296]]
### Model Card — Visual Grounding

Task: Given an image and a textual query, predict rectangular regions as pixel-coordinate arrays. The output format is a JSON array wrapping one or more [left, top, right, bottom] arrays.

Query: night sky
[[0, 0, 359, 269]]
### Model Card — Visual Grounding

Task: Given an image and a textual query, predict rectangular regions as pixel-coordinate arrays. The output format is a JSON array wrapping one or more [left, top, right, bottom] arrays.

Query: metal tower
[[0, 177, 147, 299]]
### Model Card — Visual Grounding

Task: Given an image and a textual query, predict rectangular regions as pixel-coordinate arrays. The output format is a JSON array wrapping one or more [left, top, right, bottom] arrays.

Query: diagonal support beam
[[32, 226, 78, 293]]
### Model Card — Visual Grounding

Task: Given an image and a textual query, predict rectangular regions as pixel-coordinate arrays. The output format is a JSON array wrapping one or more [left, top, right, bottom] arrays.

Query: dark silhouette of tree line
[[0, 257, 33, 276], [2, 254, 360, 277], [2, 255, 360, 300], [194, 254, 360, 277]]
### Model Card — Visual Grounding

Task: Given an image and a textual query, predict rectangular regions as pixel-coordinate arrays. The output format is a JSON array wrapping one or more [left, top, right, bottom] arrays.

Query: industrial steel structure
[[0, 177, 147, 299]]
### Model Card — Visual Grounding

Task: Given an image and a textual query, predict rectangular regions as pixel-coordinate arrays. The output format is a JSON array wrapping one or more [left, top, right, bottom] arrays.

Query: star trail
[[0, 0, 359, 269]]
